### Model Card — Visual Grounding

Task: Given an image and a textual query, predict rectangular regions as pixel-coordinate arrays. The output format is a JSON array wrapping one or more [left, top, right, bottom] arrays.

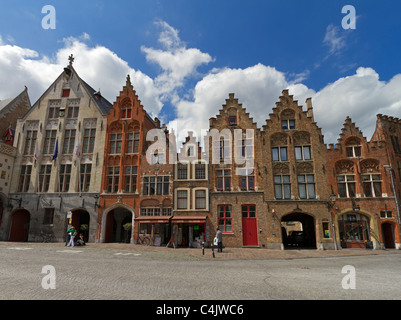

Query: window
[[127, 132, 140, 154], [107, 166, 120, 193], [274, 175, 291, 199], [162, 208, 172, 216], [24, 130, 37, 155], [43, 208, 55, 225], [337, 175, 355, 198], [195, 190, 206, 209], [80, 164, 92, 192], [177, 163, 188, 179], [218, 205, 232, 232], [195, 162, 206, 179], [143, 176, 169, 196], [228, 116, 237, 125], [322, 222, 330, 238], [18, 165, 32, 192], [216, 169, 231, 191], [346, 145, 361, 158], [59, 164, 72, 192], [66, 106, 79, 119], [380, 210, 392, 218], [295, 146, 311, 160], [177, 190, 188, 209], [63, 130, 76, 154], [62, 89, 70, 97], [110, 133, 122, 154], [82, 129, 96, 153], [38, 165, 52, 192], [140, 208, 161, 216], [239, 138, 254, 159], [272, 147, 288, 161], [121, 107, 132, 119], [239, 170, 255, 191], [298, 174, 316, 199], [157, 176, 169, 195], [124, 166, 137, 193], [152, 152, 165, 164], [219, 138, 230, 161], [282, 119, 295, 130], [43, 130, 57, 155], [48, 100, 60, 119], [362, 174, 382, 197], [242, 205, 256, 218]]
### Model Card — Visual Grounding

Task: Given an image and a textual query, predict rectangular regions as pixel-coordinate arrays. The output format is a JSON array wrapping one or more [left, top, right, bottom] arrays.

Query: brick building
[[326, 115, 401, 249], [97, 75, 174, 245], [172, 132, 209, 247], [262, 90, 335, 250], [207, 93, 267, 247]]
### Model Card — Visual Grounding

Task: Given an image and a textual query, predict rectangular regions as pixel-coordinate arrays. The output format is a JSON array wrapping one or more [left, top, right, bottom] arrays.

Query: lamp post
[[327, 193, 338, 250]]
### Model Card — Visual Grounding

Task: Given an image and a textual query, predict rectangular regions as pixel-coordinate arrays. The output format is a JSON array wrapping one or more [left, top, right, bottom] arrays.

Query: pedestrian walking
[[67, 226, 77, 247], [216, 227, 223, 252]]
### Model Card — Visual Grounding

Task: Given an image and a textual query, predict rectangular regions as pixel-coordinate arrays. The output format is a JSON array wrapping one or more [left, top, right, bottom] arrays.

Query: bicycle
[[39, 231, 55, 243], [136, 234, 152, 246]]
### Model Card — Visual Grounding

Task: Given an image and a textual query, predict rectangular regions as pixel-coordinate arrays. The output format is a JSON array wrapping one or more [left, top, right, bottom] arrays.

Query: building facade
[[1, 58, 112, 242], [2, 59, 400, 249], [97, 75, 174, 245]]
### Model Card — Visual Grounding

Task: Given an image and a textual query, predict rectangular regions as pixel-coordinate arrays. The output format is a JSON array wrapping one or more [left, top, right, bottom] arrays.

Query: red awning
[[135, 216, 172, 224], [171, 216, 207, 224]]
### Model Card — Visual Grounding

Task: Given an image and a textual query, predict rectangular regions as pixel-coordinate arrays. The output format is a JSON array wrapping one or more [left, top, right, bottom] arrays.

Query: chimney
[[306, 98, 314, 121]]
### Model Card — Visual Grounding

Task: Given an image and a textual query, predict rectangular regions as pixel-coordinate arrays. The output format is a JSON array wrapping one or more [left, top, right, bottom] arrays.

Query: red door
[[9, 210, 30, 242], [242, 205, 258, 246]]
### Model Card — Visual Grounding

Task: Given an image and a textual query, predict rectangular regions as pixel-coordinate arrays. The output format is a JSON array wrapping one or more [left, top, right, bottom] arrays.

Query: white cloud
[[323, 24, 346, 56], [1, 22, 401, 148]]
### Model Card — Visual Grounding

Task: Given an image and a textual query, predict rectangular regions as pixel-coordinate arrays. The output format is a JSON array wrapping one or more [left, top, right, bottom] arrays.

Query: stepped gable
[[263, 89, 322, 136], [209, 93, 259, 132]]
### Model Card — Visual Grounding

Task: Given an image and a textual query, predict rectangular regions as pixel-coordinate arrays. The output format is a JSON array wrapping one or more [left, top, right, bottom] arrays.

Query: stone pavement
[[5, 241, 397, 260]]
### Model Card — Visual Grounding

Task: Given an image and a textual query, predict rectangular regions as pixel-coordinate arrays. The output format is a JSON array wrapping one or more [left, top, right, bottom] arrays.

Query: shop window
[[322, 222, 330, 238]]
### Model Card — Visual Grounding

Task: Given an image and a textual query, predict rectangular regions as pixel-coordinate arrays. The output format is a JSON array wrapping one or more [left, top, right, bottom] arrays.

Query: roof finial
[[68, 54, 75, 66], [126, 74, 131, 86]]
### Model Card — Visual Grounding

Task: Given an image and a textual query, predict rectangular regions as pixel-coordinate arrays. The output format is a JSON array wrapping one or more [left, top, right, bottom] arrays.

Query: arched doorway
[[281, 211, 316, 249], [338, 212, 370, 248], [382, 222, 395, 249], [70, 209, 90, 242], [104, 207, 133, 243], [8, 209, 30, 242]]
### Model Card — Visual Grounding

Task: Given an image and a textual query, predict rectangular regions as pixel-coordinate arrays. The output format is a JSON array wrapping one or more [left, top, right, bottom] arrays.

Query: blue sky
[[1, 0, 401, 143]]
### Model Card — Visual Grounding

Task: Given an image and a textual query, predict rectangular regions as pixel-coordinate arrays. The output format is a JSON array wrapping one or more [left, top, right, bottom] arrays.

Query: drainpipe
[[384, 165, 401, 228]]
